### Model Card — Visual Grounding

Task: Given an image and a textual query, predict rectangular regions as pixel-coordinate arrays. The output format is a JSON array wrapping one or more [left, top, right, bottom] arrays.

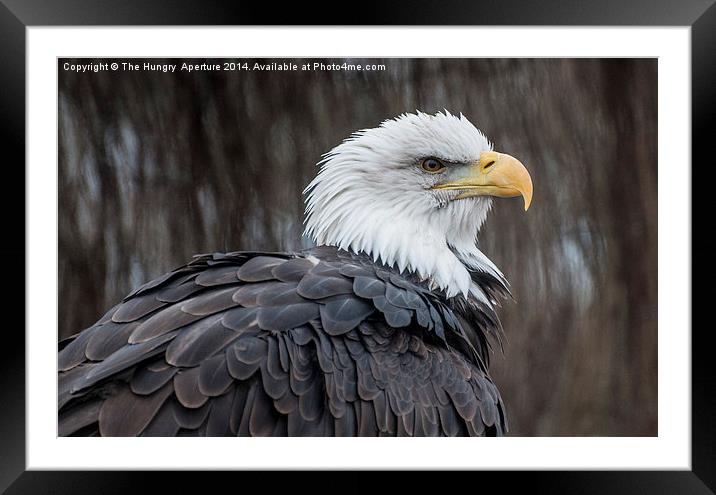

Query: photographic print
[[57, 57, 657, 438]]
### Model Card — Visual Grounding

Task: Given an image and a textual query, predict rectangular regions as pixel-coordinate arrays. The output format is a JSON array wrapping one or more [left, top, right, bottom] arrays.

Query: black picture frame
[[3, 0, 709, 492]]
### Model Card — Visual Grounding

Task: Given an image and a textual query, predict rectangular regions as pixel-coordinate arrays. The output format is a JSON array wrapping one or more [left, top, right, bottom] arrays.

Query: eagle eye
[[420, 158, 446, 174]]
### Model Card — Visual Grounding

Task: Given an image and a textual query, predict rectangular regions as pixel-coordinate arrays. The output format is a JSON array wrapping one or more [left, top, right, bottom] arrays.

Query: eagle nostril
[[483, 160, 496, 171]]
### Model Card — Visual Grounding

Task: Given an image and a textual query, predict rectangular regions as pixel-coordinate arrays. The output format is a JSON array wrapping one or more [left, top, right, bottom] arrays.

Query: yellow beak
[[432, 151, 533, 211]]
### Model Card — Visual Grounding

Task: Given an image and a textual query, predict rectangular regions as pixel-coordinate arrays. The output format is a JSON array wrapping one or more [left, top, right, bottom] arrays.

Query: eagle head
[[303, 110, 533, 298]]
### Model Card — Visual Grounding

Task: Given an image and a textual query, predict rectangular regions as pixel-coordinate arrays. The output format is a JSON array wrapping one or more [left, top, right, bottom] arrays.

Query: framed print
[[4, 0, 710, 492]]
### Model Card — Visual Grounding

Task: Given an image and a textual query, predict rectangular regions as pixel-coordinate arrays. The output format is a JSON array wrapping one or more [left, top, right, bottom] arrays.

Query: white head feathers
[[303, 110, 505, 298]]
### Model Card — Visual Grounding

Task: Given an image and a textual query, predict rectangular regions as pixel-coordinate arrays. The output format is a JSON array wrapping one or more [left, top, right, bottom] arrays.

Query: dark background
[[58, 57, 657, 436]]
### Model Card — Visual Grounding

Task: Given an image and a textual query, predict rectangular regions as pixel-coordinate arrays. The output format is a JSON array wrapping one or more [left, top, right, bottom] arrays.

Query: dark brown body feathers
[[59, 246, 508, 436]]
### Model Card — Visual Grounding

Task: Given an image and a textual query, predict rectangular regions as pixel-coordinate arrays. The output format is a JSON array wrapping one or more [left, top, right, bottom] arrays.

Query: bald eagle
[[58, 111, 533, 437]]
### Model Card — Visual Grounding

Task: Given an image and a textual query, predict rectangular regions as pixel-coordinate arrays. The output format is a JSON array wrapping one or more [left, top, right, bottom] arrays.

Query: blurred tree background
[[58, 58, 657, 436]]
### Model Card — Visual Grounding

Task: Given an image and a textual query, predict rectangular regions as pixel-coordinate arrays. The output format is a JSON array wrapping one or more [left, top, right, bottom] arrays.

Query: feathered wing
[[58, 247, 507, 437]]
